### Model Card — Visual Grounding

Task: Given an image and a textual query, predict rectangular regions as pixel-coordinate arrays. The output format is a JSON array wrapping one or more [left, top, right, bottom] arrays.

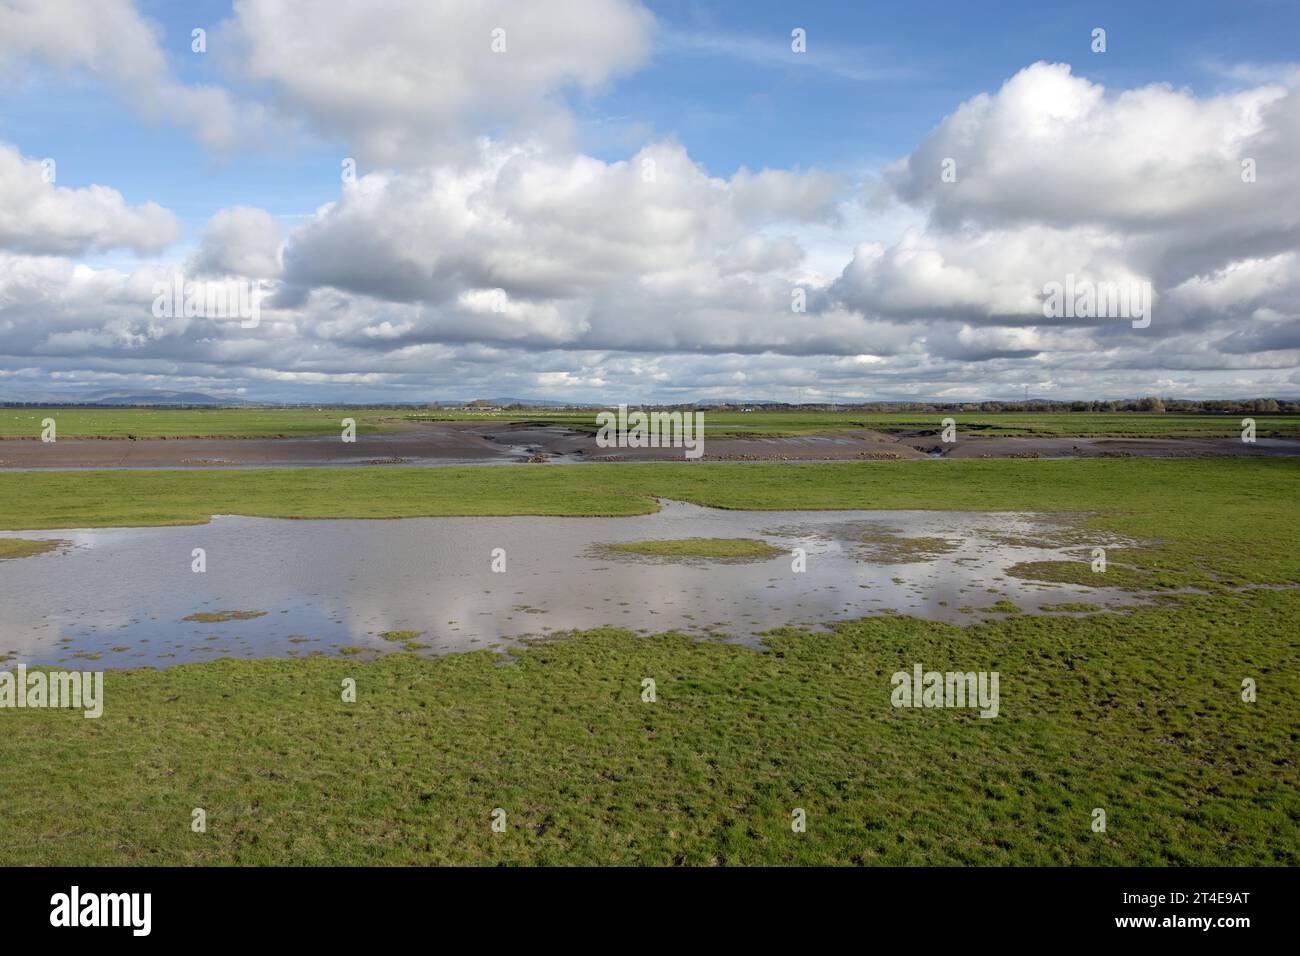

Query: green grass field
[[3, 590, 1296, 866], [4, 407, 1298, 439], [1, 458, 1296, 865], [0, 407, 400, 438]]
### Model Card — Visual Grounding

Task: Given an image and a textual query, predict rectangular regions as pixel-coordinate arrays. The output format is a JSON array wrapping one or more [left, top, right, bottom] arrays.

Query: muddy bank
[[0, 421, 507, 469], [1, 419, 1297, 469]]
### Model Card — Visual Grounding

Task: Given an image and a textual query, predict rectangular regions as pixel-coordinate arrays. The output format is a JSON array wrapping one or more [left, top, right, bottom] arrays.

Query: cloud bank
[[0, 0, 1296, 402]]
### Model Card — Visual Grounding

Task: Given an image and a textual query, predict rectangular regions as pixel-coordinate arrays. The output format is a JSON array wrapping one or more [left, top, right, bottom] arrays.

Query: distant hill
[[443, 397, 585, 407], [85, 390, 247, 406], [0, 389, 247, 406]]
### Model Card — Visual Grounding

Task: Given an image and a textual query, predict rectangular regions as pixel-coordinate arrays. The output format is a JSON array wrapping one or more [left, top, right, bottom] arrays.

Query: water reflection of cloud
[[0, 502, 1138, 668]]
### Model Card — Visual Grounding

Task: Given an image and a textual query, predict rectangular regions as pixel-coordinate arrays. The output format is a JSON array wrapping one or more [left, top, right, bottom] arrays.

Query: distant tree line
[[694, 397, 1296, 414]]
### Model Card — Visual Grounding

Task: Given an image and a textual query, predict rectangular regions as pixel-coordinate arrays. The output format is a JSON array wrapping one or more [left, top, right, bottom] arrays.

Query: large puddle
[[0, 501, 1141, 667]]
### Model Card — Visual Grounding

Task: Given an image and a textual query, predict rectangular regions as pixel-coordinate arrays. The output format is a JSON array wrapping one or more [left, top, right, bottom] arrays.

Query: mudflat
[[2, 419, 1298, 469]]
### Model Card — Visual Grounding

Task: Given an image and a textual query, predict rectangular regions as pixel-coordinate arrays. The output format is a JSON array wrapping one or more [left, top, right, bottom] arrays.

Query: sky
[[0, 0, 1298, 404]]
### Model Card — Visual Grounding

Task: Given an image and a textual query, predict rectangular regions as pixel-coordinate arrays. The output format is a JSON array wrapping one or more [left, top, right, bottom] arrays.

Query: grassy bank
[[0, 538, 60, 560]]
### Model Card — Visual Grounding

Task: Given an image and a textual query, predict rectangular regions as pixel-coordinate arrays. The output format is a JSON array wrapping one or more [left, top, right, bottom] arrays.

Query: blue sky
[[8, 0, 1297, 244], [1, 0, 1298, 403], [603, 0, 1298, 171]]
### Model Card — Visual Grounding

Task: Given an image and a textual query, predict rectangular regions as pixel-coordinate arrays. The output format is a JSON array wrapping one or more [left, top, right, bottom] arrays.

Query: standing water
[[0, 500, 1138, 667]]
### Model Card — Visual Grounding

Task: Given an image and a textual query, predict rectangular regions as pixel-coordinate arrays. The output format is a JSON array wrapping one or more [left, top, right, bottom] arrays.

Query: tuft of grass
[[858, 532, 960, 562], [0, 538, 61, 560], [605, 537, 781, 560], [986, 599, 1024, 615], [378, 630, 421, 642], [1008, 559, 1150, 590], [181, 610, 269, 624]]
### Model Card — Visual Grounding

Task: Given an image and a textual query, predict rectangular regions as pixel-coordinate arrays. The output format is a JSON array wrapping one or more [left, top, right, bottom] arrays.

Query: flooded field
[[0, 501, 1142, 668]]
